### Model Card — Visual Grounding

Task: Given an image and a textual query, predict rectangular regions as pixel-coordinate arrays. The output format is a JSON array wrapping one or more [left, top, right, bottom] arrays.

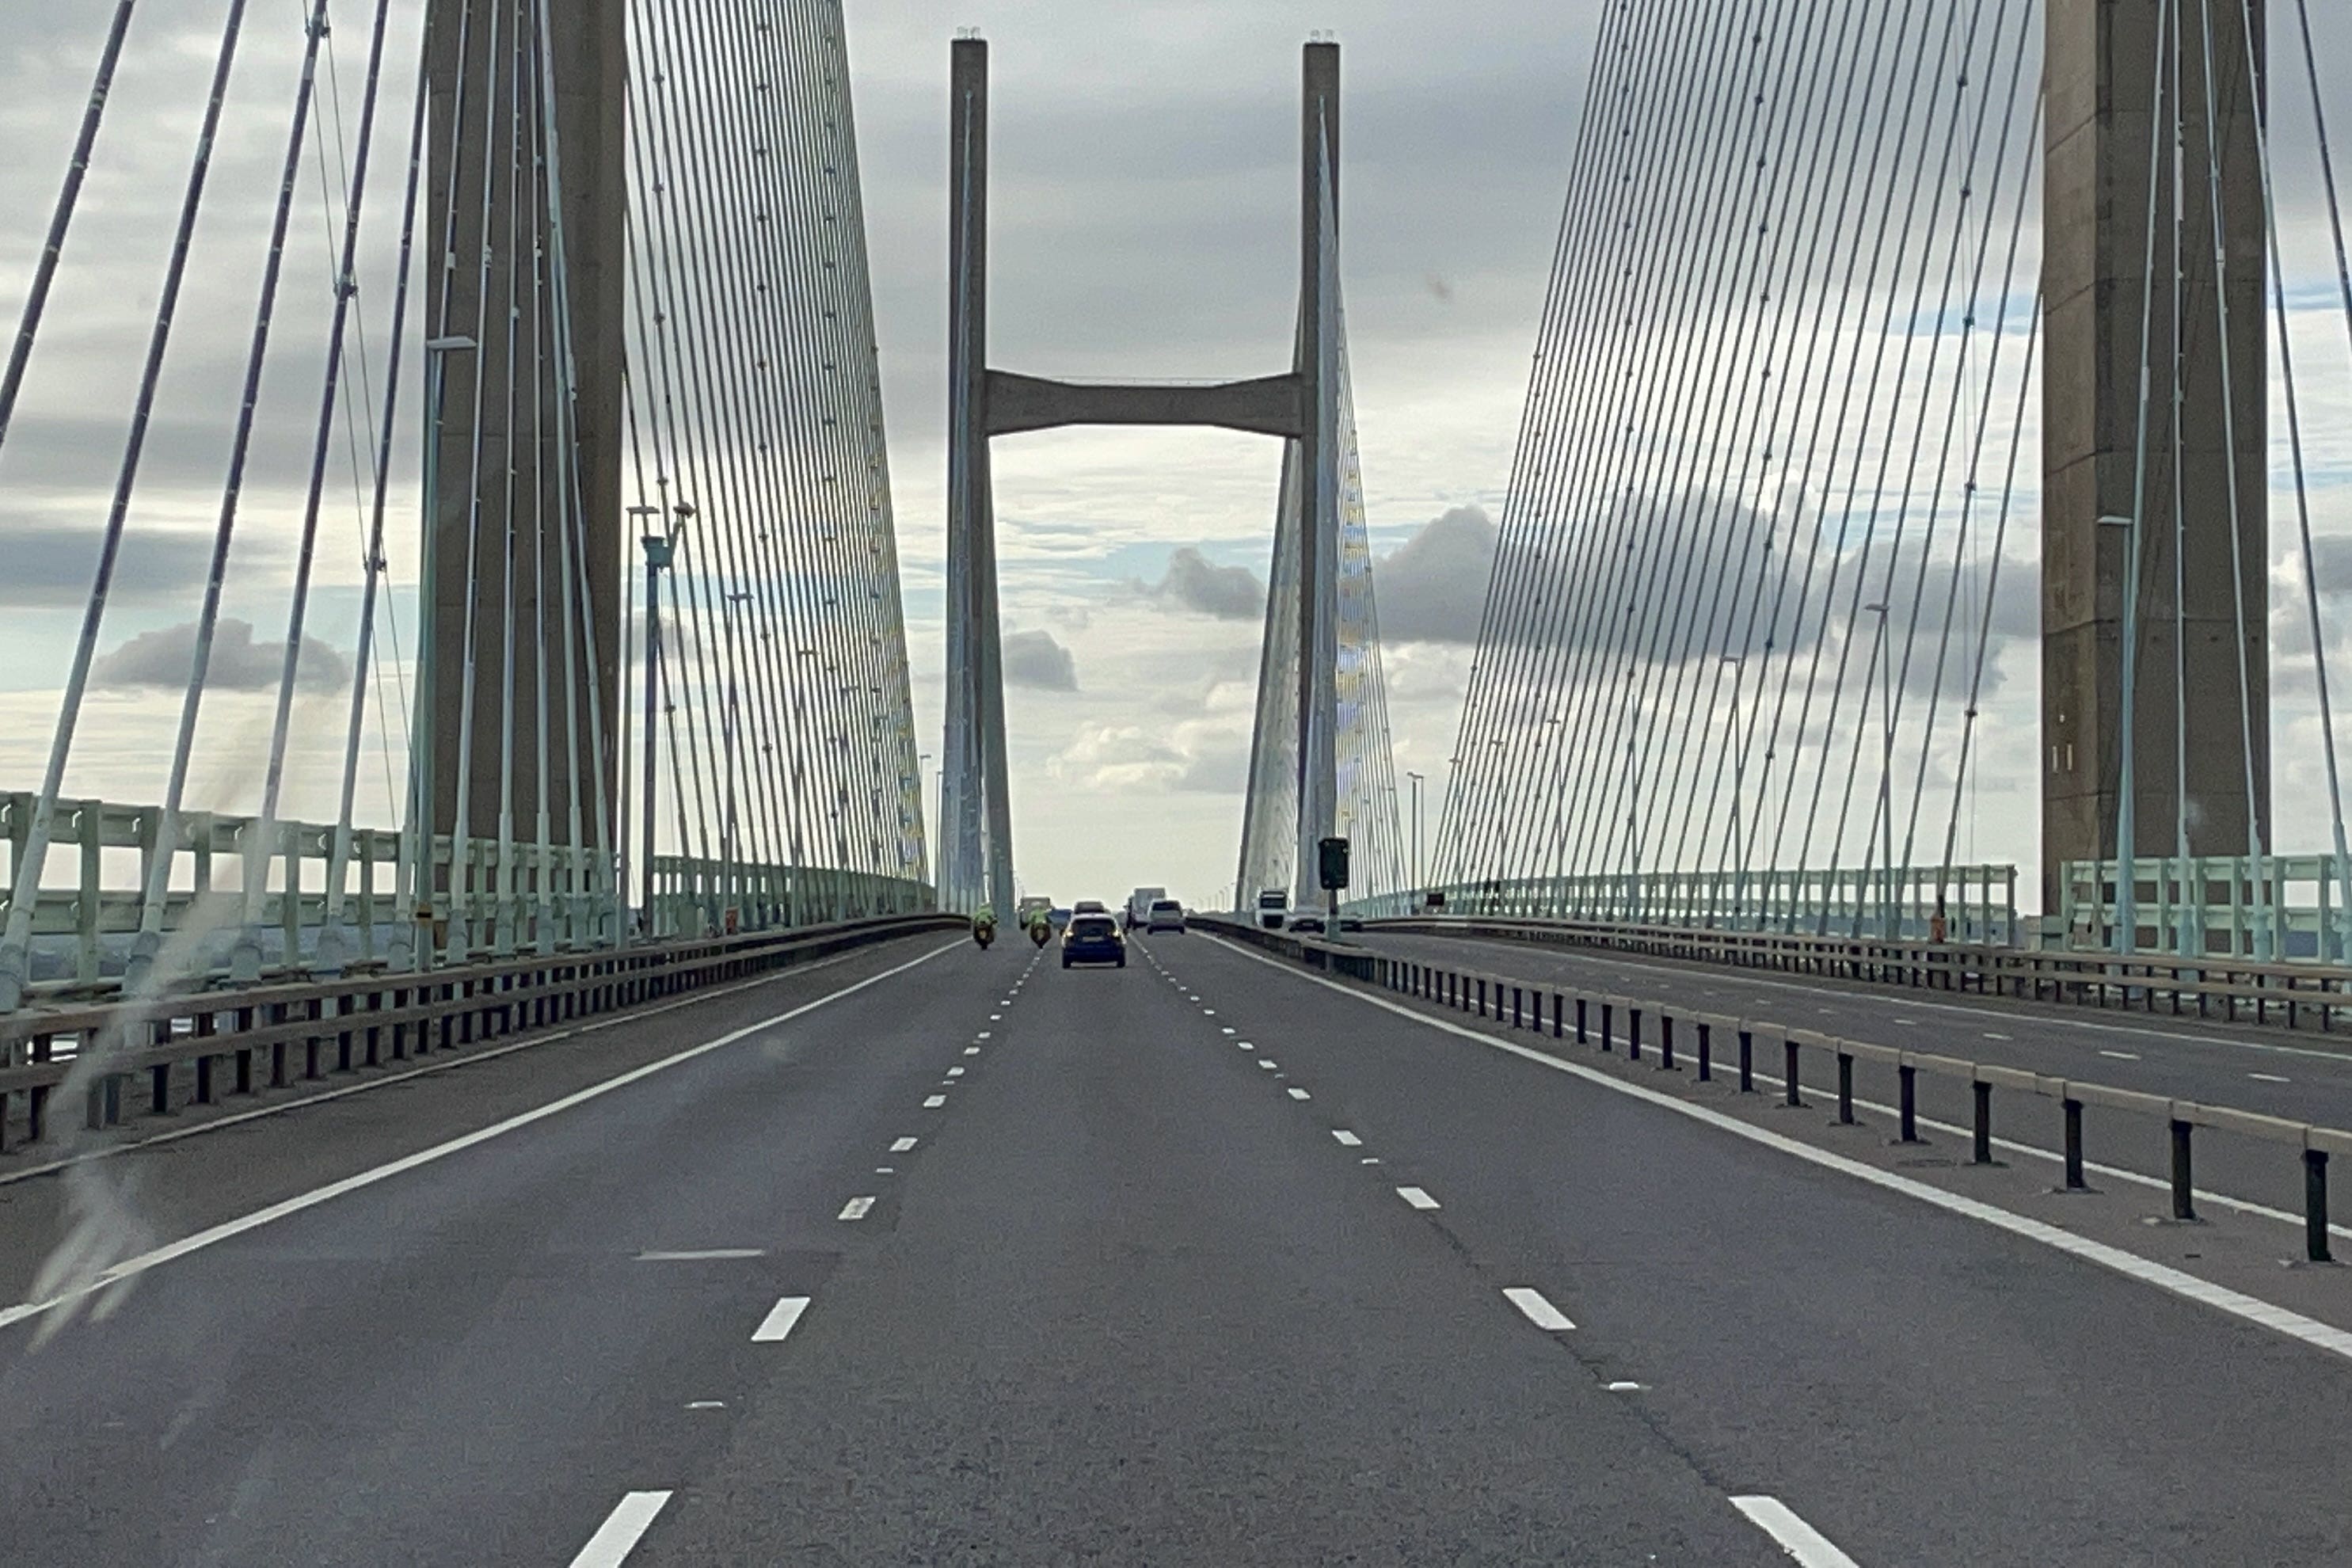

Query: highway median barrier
[[1201, 915, 2352, 1265], [0, 912, 965, 1158]]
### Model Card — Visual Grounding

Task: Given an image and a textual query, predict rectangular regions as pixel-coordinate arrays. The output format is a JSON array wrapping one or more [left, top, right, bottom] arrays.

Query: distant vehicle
[[1075, 899, 1109, 915], [1063, 911, 1127, 969], [1126, 886, 1168, 931], [1048, 908, 1073, 931], [1146, 898, 1186, 934], [1256, 889, 1288, 930], [1338, 915, 1364, 934], [1289, 911, 1326, 935], [1017, 895, 1052, 927]]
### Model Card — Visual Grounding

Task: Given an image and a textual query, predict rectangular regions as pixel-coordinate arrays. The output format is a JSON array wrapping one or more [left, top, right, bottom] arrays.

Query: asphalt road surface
[[2, 926, 2349, 1564], [1359, 927, 2352, 1235]]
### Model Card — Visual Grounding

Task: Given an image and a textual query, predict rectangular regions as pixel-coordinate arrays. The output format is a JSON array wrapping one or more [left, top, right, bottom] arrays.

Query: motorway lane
[[1152, 931, 2352, 1566], [639, 934, 1786, 1564], [0, 935, 983, 1564], [1360, 929, 2352, 1231]]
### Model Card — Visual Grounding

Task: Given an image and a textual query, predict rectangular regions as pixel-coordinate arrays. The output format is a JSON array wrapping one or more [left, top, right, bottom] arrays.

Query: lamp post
[[721, 587, 752, 933], [1405, 770, 1425, 901], [634, 508, 670, 938], [1722, 654, 1744, 930], [1862, 600, 1893, 939]]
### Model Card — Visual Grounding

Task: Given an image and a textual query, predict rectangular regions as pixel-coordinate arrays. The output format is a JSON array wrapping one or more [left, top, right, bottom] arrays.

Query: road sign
[[1318, 836, 1350, 892]]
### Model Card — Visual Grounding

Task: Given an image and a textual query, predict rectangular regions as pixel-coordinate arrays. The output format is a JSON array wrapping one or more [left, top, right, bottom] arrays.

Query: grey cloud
[[1144, 546, 1265, 621], [1002, 628, 1079, 691], [1374, 505, 1498, 643], [0, 520, 223, 607], [94, 618, 348, 693]]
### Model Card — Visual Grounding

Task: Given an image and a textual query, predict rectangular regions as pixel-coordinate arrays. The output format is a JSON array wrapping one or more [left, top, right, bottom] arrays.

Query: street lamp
[[1722, 653, 1745, 929], [1405, 770, 1425, 900], [1862, 600, 1894, 940]]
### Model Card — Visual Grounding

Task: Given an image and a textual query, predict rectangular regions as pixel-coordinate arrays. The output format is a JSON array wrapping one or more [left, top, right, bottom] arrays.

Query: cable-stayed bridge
[[13, 6, 2352, 1562]]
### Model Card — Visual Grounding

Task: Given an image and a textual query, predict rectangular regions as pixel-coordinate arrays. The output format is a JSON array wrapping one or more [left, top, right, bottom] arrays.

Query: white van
[[1255, 889, 1288, 930]]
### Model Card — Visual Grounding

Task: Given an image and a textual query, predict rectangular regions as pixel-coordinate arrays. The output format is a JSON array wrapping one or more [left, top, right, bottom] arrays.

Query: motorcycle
[[972, 915, 997, 950], [1029, 918, 1051, 950]]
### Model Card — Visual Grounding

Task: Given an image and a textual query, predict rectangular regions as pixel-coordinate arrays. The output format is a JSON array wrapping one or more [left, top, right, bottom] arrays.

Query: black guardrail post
[[1738, 1029, 1754, 1091], [1836, 1051, 1854, 1124], [1553, 992, 1565, 1037], [1973, 1083, 1994, 1164], [2306, 1150, 2332, 1264], [1600, 1003, 1614, 1053], [1659, 1014, 1675, 1071], [1513, 986, 1523, 1028], [1783, 1039, 1802, 1106], [1899, 1065, 1918, 1141], [1575, 997, 1588, 1044], [2171, 1119, 2196, 1220], [2063, 1098, 2086, 1189], [1696, 1022, 1711, 1081], [1628, 1008, 1642, 1062]]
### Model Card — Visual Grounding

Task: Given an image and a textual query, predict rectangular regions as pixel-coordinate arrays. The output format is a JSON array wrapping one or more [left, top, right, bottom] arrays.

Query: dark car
[[1063, 912, 1127, 969], [1338, 915, 1364, 933], [1289, 912, 1326, 935]]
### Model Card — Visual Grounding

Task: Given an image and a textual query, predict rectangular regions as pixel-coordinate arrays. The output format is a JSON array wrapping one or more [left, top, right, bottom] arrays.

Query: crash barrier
[[1364, 915, 2352, 1034], [0, 912, 964, 1155], [1205, 917, 2350, 1265]]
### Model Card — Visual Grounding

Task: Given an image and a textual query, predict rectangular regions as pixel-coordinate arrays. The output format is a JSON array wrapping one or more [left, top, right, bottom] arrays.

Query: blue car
[[1061, 912, 1127, 969]]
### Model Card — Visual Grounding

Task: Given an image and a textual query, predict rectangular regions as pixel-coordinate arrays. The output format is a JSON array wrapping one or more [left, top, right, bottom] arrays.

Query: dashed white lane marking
[[1983, 1031, 2013, 1041], [1894, 1018, 1916, 1026], [2100, 1050, 2140, 1061], [988, 1014, 1002, 1021], [686, 1400, 724, 1410], [875, 1166, 894, 1174], [1220, 938, 2352, 1367], [923, 1094, 947, 1108], [838, 1197, 876, 1222], [891, 1136, 919, 1152], [0, 940, 965, 1334], [1258, 1060, 1278, 1070], [1396, 1186, 1441, 1210], [1332, 1129, 1363, 1146], [1503, 1286, 1575, 1331], [1607, 1381, 1644, 1393], [1237, 1041, 1254, 1050], [976, 1031, 992, 1040], [635, 1248, 763, 1262], [1203, 1008, 1217, 1016], [1288, 1087, 1312, 1101], [1729, 1496, 1863, 1567], [947, 1066, 966, 1077], [1222, 1026, 1237, 1035], [2251, 1071, 2292, 1083], [965, 1045, 981, 1055], [569, 1490, 673, 1568], [752, 1296, 813, 1343], [1361, 1157, 1382, 1164]]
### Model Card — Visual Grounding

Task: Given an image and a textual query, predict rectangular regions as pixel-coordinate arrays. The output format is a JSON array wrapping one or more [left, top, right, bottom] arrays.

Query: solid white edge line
[[1211, 937, 2352, 1368], [1396, 1186, 1440, 1210], [1729, 1495, 1862, 1568], [752, 1295, 813, 1343], [569, 1490, 674, 1568], [0, 942, 964, 1334], [1502, 1285, 1576, 1331], [0, 936, 906, 1190]]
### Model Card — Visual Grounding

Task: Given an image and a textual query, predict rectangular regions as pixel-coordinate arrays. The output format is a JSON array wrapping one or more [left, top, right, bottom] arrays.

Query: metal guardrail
[[1204, 916, 2351, 1264], [0, 911, 964, 1156], [1363, 915, 2352, 1033]]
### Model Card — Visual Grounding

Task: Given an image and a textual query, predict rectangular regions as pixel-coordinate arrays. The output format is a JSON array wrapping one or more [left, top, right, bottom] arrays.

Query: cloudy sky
[[0, 0, 1589, 911], [8, 1, 2352, 918]]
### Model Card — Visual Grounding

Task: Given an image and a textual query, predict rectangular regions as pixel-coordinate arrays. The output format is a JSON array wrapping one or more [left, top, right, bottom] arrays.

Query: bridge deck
[[0, 932, 2347, 1562]]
